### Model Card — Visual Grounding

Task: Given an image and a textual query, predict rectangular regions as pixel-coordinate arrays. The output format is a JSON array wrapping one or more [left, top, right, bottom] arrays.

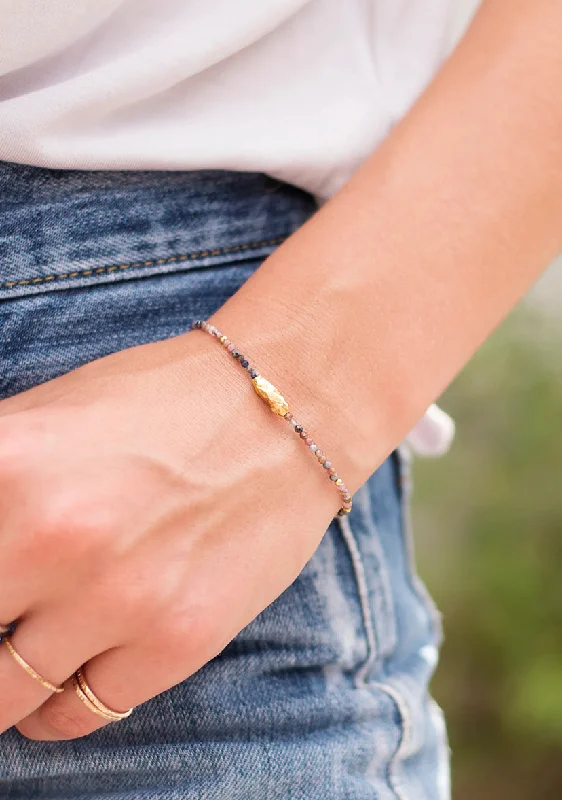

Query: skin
[[1, 0, 561, 740]]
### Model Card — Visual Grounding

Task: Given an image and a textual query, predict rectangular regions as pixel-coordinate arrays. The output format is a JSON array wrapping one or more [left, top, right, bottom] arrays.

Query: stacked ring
[[3, 636, 64, 693], [72, 667, 133, 722]]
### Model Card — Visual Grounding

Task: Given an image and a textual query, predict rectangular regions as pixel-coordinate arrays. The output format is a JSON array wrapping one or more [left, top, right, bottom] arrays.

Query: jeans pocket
[[0, 257, 262, 400], [0, 166, 315, 302], [0, 236, 286, 301]]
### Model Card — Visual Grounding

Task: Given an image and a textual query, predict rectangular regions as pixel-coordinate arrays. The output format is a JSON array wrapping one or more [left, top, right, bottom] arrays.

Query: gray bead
[[309, 444, 317, 452], [323, 461, 331, 469], [329, 474, 339, 481]]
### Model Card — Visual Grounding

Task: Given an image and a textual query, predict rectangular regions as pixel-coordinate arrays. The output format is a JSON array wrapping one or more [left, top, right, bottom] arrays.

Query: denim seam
[[0, 235, 286, 291], [336, 514, 378, 687], [372, 680, 411, 800]]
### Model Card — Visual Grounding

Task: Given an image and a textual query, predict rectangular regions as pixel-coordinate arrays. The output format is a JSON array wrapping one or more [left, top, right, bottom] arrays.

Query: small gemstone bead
[[220, 335, 227, 344], [305, 437, 313, 446], [295, 424, 303, 434], [328, 467, 336, 475], [309, 444, 317, 452], [335, 478, 343, 485], [338, 485, 348, 495], [250, 369, 259, 379], [299, 430, 308, 439], [323, 461, 331, 469], [231, 350, 240, 358], [315, 449, 323, 459], [318, 455, 326, 465], [343, 500, 353, 508], [227, 343, 235, 352], [339, 506, 352, 515], [329, 474, 339, 481], [240, 359, 249, 368], [342, 493, 352, 502], [284, 412, 293, 421]]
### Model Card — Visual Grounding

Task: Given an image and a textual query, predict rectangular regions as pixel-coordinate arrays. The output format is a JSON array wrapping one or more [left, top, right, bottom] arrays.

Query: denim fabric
[[0, 163, 449, 799]]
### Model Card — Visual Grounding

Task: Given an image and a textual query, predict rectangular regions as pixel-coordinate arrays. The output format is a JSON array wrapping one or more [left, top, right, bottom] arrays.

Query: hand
[[0, 330, 336, 740]]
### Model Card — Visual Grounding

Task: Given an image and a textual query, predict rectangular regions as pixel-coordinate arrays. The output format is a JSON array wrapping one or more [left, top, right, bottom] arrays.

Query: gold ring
[[73, 667, 133, 722], [3, 637, 64, 694]]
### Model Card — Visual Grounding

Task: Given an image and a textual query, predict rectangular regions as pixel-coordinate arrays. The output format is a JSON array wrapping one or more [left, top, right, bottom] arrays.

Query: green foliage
[[412, 309, 562, 798]]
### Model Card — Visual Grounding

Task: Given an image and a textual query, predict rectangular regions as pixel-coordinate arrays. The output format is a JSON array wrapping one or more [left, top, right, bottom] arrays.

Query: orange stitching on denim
[[0, 236, 285, 291]]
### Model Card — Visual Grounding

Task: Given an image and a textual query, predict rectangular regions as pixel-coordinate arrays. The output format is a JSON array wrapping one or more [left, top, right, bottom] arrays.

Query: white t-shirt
[[0, 0, 462, 452], [0, 0, 460, 200]]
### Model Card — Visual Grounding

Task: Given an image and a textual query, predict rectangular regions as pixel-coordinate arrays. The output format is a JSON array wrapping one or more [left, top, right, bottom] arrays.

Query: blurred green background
[[412, 269, 562, 799]]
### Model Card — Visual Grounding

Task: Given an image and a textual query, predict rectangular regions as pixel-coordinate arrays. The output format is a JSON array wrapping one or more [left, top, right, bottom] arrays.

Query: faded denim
[[0, 163, 449, 799]]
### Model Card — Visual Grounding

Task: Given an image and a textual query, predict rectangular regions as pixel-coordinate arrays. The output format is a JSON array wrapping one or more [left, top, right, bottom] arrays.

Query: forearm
[[211, 0, 562, 505]]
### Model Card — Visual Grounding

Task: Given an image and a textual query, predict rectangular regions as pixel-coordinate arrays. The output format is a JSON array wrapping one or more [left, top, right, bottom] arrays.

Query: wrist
[[207, 271, 393, 496], [192, 318, 357, 517], [162, 327, 345, 523]]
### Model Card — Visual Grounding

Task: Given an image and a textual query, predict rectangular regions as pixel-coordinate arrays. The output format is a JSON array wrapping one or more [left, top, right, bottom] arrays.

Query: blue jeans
[[0, 164, 449, 799]]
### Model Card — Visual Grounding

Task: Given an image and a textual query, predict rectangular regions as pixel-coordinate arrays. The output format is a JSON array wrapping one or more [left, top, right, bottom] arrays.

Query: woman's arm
[[212, 0, 562, 502], [4, 0, 562, 741]]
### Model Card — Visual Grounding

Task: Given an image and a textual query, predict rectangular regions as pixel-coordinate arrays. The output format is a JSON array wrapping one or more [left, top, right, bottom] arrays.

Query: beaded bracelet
[[191, 320, 352, 517]]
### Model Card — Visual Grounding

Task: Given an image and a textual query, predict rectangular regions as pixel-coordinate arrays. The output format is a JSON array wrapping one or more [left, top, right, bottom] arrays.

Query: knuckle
[[89, 565, 171, 635], [155, 627, 192, 665], [23, 509, 85, 561], [49, 498, 107, 538], [33, 496, 116, 554], [111, 575, 162, 626], [156, 602, 220, 664], [114, 584, 151, 622]]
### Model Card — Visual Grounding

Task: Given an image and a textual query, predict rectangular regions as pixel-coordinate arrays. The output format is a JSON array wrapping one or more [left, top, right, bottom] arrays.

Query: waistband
[[0, 163, 317, 301]]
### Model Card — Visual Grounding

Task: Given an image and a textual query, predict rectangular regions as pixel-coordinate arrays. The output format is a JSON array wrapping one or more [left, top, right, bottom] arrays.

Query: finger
[[18, 611, 226, 741], [0, 605, 116, 734]]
